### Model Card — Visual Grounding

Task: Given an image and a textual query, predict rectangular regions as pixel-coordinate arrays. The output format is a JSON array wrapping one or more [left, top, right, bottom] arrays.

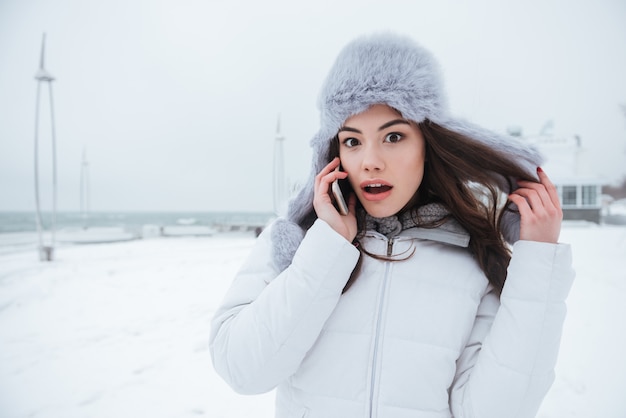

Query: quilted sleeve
[[209, 219, 360, 395], [450, 240, 575, 418]]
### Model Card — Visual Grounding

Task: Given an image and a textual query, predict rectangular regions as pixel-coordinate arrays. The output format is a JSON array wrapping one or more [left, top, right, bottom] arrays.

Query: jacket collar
[[364, 203, 470, 248], [400, 224, 470, 248]]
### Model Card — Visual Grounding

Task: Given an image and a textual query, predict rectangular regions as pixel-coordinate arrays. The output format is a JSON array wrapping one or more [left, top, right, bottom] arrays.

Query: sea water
[[0, 211, 275, 254], [0, 211, 275, 234]]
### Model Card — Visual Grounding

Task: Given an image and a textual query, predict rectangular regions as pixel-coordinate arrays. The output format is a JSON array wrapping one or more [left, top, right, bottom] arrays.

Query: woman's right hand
[[313, 157, 358, 242]]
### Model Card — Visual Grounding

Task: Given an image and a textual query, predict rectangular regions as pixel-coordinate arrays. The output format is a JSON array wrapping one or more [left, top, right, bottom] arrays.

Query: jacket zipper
[[368, 237, 394, 418], [386, 237, 394, 257]]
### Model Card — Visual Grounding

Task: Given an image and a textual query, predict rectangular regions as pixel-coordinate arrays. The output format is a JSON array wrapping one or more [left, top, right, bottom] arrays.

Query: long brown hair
[[327, 120, 536, 294]]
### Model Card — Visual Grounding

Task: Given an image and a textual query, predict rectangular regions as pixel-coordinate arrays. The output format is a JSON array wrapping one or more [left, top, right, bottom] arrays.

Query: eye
[[384, 132, 403, 143], [342, 137, 360, 148]]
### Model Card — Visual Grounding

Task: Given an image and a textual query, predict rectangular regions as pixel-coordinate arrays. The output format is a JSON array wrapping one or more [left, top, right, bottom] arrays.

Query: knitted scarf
[[364, 203, 451, 238]]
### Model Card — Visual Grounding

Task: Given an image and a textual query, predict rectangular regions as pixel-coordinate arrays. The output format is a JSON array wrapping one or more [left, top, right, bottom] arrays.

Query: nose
[[362, 143, 385, 172]]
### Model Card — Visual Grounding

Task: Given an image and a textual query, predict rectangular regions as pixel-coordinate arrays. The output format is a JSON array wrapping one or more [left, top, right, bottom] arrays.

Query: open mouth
[[363, 184, 393, 194]]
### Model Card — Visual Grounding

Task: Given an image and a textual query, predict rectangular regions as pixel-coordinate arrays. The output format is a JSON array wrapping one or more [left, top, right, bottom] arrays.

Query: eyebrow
[[338, 119, 410, 134], [379, 119, 410, 131]]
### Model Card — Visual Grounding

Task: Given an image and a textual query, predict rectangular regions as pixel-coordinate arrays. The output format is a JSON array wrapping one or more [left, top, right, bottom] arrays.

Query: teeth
[[367, 184, 384, 188]]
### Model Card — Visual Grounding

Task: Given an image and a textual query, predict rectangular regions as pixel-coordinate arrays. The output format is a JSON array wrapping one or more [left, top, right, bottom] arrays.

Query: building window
[[562, 185, 577, 206], [582, 185, 597, 206]]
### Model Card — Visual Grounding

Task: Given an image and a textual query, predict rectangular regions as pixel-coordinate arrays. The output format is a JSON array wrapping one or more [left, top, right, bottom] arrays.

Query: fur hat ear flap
[[500, 204, 521, 244], [271, 218, 306, 272], [271, 167, 317, 272]]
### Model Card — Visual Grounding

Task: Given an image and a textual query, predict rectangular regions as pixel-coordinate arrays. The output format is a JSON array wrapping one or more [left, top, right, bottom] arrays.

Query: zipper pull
[[387, 238, 394, 257]]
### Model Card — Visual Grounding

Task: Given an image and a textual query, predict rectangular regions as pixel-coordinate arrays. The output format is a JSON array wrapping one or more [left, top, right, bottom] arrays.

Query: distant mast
[[273, 115, 286, 214], [33, 33, 58, 261], [619, 103, 626, 154], [80, 148, 90, 228]]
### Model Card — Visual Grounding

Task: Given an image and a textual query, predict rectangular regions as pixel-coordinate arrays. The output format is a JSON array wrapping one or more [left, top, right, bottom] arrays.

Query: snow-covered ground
[[0, 225, 624, 417]]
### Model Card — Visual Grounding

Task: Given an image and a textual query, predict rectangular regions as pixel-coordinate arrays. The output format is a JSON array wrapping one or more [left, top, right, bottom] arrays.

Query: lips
[[360, 180, 393, 201], [364, 184, 392, 194]]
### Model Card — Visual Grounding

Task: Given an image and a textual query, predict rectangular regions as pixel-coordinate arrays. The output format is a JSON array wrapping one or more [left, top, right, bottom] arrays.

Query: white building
[[524, 132, 604, 223]]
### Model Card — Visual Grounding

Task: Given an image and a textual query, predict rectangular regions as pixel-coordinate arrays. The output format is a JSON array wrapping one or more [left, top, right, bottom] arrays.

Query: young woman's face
[[338, 104, 426, 218]]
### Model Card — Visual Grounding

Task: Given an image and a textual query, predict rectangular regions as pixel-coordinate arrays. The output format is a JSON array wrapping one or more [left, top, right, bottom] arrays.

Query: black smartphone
[[331, 167, 349, 216]]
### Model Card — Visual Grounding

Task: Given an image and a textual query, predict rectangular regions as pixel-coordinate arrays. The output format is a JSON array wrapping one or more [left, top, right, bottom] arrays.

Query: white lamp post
[[273, 115, 286, 215], [33, 33, 58, 261]]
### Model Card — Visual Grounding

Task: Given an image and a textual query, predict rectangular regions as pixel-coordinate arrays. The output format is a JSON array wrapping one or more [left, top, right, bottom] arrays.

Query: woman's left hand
[[508, 167, 562, 244]]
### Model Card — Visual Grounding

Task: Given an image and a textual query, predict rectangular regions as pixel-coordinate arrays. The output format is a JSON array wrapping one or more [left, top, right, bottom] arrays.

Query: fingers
[[514, 168, 560, 214], [507, 193, 530, 216], [508, 167, 562, 243], [312, 158, 358, 241], [315, 158, 348, 203], [315, 157, 339, 183], [313, 157, 347, 213], [536, 167, 561, 209], [512, 182, 553, 212], [314, 158, 345, 189]]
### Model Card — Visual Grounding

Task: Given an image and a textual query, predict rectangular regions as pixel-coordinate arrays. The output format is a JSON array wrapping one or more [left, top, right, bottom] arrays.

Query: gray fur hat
[[271, 32, 542, 271]]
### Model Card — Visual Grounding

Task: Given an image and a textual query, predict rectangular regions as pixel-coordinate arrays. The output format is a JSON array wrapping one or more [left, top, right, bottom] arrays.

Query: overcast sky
[[1, 0, 625, 213]]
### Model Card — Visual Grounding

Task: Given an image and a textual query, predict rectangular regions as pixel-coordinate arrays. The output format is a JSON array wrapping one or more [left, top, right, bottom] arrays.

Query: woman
[[210, 33, 574, 418]]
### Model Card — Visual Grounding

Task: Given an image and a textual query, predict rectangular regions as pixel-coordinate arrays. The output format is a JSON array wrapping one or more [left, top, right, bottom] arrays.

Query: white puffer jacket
[[210, 219, 574, 418]]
